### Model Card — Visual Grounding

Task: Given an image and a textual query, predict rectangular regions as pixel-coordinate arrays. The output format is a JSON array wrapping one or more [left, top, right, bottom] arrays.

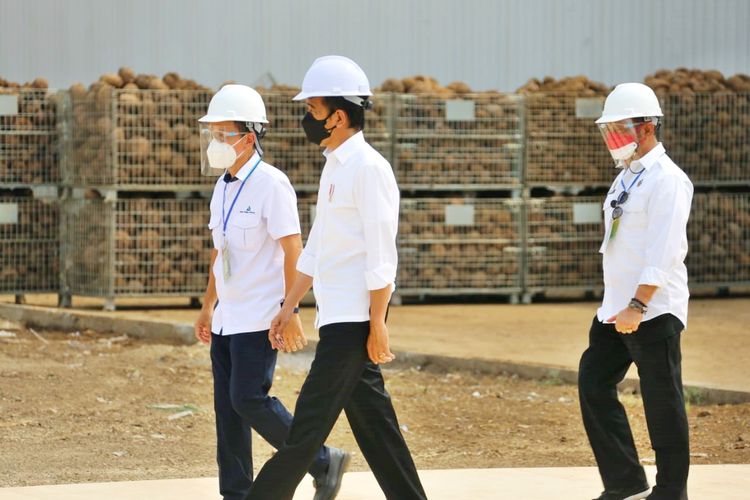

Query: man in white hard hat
[[578, 83, 693, 500], [194, 84, 347, 500], [247, 56, 427, 500]]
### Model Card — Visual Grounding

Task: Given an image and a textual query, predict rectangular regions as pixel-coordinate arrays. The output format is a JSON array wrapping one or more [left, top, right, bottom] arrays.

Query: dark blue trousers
[[211, 330, 330, 500]]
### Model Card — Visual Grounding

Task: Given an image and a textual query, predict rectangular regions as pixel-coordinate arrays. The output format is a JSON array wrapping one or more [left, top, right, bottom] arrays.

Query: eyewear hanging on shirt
[[608, 168, 645, 240]]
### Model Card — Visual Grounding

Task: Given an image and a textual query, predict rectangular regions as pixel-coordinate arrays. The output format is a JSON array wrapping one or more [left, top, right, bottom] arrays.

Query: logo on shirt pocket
[[239, 205, 255, 214]]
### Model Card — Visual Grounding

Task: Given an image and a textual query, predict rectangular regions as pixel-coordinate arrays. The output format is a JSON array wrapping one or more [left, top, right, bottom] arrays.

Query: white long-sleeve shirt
[[297, 132, 399, 328], [598, 143, 694, 327]]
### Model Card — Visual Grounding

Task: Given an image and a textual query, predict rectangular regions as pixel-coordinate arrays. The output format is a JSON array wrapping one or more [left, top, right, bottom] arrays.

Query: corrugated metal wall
[[1, 0, 748, 91]]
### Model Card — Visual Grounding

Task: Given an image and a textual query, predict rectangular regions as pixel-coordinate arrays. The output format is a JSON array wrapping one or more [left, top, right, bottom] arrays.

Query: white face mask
[[206, 137, 244, 170]]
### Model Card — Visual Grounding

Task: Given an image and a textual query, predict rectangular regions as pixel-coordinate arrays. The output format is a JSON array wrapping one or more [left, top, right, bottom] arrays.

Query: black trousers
[[247, 321, 427, 500], [211, 331, 329, 500], [578, 314, 690, 500]]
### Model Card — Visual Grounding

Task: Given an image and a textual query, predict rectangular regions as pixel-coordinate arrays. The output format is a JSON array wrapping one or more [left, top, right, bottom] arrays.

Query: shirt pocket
[[619, 195, 649, 230], [226, 213, 265, 252]]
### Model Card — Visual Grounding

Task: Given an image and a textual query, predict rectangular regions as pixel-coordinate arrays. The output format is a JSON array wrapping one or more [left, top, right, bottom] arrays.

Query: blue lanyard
[[222, 157, 262, 235], [619, 168, 645, 195]]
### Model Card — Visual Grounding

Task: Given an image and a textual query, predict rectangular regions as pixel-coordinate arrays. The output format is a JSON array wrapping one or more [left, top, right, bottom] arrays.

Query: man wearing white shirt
[[248, 57, 427, 500], [193, 85, 346, 500], [579, 83, 693, 500]]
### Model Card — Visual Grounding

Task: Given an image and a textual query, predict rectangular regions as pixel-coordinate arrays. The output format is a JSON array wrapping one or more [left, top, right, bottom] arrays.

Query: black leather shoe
[[593, 486, 651, 500], [312, 448, 351, 500]]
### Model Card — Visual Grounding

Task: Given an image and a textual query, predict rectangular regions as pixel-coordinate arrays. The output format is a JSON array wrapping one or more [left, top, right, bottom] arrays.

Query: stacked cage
[[521, 92, 612, 299], [0, 87, 60, 301], [59, 88, 215, 308], [392, 93, 525, 300]]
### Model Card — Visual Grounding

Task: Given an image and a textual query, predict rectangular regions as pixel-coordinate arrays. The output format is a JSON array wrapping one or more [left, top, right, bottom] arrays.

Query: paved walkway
[[1, 465, 747, 499]]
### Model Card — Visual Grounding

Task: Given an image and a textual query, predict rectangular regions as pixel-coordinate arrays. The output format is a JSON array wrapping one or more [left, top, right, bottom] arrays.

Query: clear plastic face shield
[[597, 118, 657, 168], [199, 123, 264, 176]]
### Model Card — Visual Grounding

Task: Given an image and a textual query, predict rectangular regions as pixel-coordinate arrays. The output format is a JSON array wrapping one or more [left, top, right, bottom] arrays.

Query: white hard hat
[[293, 55, 373, 106], [199, 84, 268, 124], [596, 82, 663, 124]]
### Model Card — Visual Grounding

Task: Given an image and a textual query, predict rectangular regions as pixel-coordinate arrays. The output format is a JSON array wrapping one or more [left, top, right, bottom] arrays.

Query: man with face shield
[[194, 84, 348, 500], [578, 83, 694, 500], [247, 56, 427, 500]]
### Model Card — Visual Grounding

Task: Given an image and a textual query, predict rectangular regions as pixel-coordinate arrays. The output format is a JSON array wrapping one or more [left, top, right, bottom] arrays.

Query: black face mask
[[301, 110, 335, 145]]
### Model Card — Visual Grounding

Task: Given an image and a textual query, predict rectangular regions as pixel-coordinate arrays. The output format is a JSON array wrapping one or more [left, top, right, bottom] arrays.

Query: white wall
[[1, 0, 748, 91]]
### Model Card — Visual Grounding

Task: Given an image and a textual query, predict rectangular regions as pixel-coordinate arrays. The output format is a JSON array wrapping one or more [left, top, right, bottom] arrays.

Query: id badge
[[609, 218, 620, 241], [222, 237, 231, 281]]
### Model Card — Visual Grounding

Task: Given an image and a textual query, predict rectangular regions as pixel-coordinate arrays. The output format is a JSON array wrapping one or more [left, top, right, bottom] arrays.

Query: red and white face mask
[[598, 119, 648, 168]]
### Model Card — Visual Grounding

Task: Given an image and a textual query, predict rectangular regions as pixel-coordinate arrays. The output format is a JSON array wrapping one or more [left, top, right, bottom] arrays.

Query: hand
[[194, 309, 213, 345], [280, 314, 307, 353], [606, 307, 644, 335], [367, 320, 395, 365], [269, 307, 293, 351]]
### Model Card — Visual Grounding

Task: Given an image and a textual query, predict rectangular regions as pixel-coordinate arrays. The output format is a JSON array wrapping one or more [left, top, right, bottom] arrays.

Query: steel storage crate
[[524, 93, 614, 187], [661, 93, 750, 185], [0, 88, 58, 185], [524, 196, 604, 294], [297, 192, 318, 241], [0, 189, 60, 295], [393, 94, 523, 190], [61, 192, 212, 309], [260, 91, 393, 192], [59, 89, 215, 189], [397, 198, 522, 297], [688, 192, 750, 287]]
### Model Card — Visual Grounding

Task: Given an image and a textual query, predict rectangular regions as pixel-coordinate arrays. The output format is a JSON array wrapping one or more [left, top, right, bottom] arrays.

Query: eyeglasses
[[610, 191, 630, 220], [201, 128, 247, 143]]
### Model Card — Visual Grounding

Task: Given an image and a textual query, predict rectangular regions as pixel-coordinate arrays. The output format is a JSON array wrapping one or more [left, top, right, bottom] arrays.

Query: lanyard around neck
[[222, 157, 262, 235], [619, 168, 645, 195]]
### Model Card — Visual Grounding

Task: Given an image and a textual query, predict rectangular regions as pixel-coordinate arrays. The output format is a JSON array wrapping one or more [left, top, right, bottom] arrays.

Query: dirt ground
[[1, 326, 748, 488]]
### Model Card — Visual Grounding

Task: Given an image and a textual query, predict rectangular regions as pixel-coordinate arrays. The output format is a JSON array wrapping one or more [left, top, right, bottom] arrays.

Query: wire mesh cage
[[259, 91, 393, 191], [524, 93, 614, 186], [397, 198, 522, 295], [297, 192, 318, 240], [0, 88, 59, 185], [0, 191, 60, 293], [688, 192, 750, 285], [61, 193, 212, 303], [393, 94, 523, 190], [60, 89, 215, 189], [524, 196, 604, 291], [661, 93, 750, 184]]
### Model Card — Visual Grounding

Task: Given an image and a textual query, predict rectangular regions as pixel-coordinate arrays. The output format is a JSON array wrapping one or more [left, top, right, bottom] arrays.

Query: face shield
[[199, 126, 249, 176], [597, 118, 655, 168]]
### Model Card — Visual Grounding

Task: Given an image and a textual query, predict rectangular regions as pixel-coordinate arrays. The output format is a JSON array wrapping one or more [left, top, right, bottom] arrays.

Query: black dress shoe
[[593, 485, 651, 500]]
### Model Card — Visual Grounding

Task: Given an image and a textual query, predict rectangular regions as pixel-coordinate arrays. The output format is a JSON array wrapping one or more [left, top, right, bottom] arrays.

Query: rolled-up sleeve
[[639, 174, 693, 287], [296, 204, 320, 278], [354, 163, 400, 290]]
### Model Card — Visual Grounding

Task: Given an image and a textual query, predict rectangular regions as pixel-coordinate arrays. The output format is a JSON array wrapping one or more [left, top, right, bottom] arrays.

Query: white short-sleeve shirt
[[208, 153, 301, 335]]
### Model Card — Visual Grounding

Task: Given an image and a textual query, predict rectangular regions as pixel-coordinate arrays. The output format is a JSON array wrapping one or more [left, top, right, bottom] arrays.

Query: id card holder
[[609, 218, 620, 241], [222, 237, 231, 281]]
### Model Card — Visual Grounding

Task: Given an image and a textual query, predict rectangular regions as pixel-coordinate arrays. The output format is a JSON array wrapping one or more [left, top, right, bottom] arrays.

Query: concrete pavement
[[1, 465, 747, 499]]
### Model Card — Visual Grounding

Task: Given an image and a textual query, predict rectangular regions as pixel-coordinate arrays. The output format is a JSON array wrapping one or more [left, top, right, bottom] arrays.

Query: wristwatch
[[280, 300, 300, 314], [627, 298, 648, 314]]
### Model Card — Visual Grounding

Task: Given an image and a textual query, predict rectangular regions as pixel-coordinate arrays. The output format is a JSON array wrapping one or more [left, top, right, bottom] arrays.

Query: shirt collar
[[323, 131, 365, 164], [230, 152, 262, 182], [630, 143, 665, 171]]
